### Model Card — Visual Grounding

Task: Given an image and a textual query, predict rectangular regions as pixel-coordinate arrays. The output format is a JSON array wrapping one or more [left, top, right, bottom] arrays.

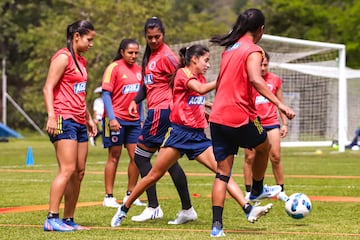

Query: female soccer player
[[101, 39, 146, 208], [243, 51, 289, 202], [43, 20, 96, 232], [208, 8, 295, 237], [111, 44, 273, 228], [126, 17, 196, 224]]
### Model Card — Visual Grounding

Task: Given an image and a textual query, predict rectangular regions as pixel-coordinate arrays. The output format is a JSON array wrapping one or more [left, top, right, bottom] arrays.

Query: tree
[[247, 0, 360, 67]]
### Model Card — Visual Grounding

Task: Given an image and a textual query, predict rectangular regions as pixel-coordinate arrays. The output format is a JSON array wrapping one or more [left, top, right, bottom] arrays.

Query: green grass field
[[1, 135, 360, 239]]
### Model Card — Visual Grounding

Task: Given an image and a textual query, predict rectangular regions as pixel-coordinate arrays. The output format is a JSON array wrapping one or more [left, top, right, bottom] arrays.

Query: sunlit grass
[[1, 135, 360, 239]]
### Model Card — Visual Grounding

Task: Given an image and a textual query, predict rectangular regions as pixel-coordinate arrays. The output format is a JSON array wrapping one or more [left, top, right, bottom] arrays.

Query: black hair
[[169, 44, 209, 88], [113, 38, 139, 61], [66, 20, 95, 75], [141, 17, 165, 77], [210, 8, 264, 47], [178, 44, 209, 68]]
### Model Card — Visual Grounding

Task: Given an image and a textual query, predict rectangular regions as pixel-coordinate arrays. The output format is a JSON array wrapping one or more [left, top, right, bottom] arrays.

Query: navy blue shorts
[[102, 117, 141, 148], [210, 118, 267, 162], [49, 117, 88, 143], [264, 124, 280, 131], [138, 108, 171, 149], [162, 123, 211, 160]]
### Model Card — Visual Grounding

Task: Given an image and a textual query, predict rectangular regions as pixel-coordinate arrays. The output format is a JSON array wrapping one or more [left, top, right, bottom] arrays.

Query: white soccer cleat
[[210, 221, 225, 237], [168, 206, 198, 225], [277, 191, 289, 202], [131, 206, 163, 222], [245, 191, 251, 201], [249, 184, 282, 201], [103, 196, 120, 208], [111, 205, 127, 227], [247, 203, 273, 223]]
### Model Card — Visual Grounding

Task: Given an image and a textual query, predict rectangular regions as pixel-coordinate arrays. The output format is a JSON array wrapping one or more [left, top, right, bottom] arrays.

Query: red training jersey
[[209, 35, 263, 127], [102, 59, 142, 121], [144, 43, 179, 109], [170, 67, 208, 129], [52, 48, 88, 124], [254, 72, 282, 126]]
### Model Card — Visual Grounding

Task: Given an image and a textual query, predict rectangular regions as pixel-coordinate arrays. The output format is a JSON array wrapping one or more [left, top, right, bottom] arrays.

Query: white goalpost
[[169, 34, 360, 152], [259, 34, 347, 152]]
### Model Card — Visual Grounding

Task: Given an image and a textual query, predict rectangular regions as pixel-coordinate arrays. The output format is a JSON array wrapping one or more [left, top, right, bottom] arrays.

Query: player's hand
[[205, 101, 213, 109], [109, 119, 121, 132], [280, 125, 288, 138], [46, 116, 59, 136], [128, 100, 138, 118], [87, 118, 97, 137], [278, 103, 295, 120]]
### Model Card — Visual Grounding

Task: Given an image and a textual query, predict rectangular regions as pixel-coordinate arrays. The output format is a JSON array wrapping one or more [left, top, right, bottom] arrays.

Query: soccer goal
[[169, 34, 359, 152]]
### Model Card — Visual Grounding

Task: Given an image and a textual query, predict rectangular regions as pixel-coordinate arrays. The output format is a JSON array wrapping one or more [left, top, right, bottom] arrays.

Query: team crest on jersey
[[122, 74, 128, 79], [123, 83, 140, 94], [149, 61, 156, 70], [144, 74, 154, 85], [74, 82, 86, 94], [188, 96, 205, 105], [136, 73, 142, 81]]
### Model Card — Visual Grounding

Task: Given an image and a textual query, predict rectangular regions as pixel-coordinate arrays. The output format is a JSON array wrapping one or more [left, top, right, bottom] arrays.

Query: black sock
[[280, 184, 284, 192], [251, 178, 264, 196], [47, 212, 59, 219], [105, 193, 113, 198], [245, 185, 252, 193], [212, 206, 223, 226], [134, 146, 158, 208], [126, 191, 131, 196], [243, 203, 252, 215], [62, 217, 73, 222], [121, 204, 130, 213], [168, 162, 192, 210]]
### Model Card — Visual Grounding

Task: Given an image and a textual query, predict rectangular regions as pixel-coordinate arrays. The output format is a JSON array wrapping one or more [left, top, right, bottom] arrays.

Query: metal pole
[[2, 58, 6, 125], [6, 93, 45, 136]]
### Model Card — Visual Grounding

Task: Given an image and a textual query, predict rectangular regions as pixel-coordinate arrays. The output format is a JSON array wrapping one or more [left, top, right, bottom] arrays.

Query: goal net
[[168, 34, 357, 151]]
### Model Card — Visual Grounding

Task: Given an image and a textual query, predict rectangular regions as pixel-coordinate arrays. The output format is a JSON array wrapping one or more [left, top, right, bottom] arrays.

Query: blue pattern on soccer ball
[[285, 193, 312, 219]]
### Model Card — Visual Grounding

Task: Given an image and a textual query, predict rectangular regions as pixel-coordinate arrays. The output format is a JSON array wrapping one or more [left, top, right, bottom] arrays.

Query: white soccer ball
[[351, 145, 360, 151], [285, 193, 312, 219]]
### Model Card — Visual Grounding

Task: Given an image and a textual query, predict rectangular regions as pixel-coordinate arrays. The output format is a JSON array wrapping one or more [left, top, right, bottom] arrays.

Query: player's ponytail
[[210, 8, 264, 48], [169, 44, 209, 88], [66, 20, 95, 76]]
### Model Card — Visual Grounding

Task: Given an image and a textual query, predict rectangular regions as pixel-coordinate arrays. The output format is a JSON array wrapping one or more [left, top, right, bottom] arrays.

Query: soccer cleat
[[168, 206, 198, 224], [111, 205, 127, 227], [277, 191, 289, 202], [210, 221, 225, 237], [62, 219, 90, 230], [249, 184, 282, 201], [103, 196, 120, 208], [245, 191, 250, 201], [246, 203, 273, 223], [44, 217, 75, 232], [345, 144, 353, 149], [131, 205, 163, 222], [123, 194, 147, 207]]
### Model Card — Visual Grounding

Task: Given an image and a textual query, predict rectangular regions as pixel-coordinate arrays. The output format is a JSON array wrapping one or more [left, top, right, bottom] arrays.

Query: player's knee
[[270, 154, 281, 164], [215, 172, 230, 183]]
